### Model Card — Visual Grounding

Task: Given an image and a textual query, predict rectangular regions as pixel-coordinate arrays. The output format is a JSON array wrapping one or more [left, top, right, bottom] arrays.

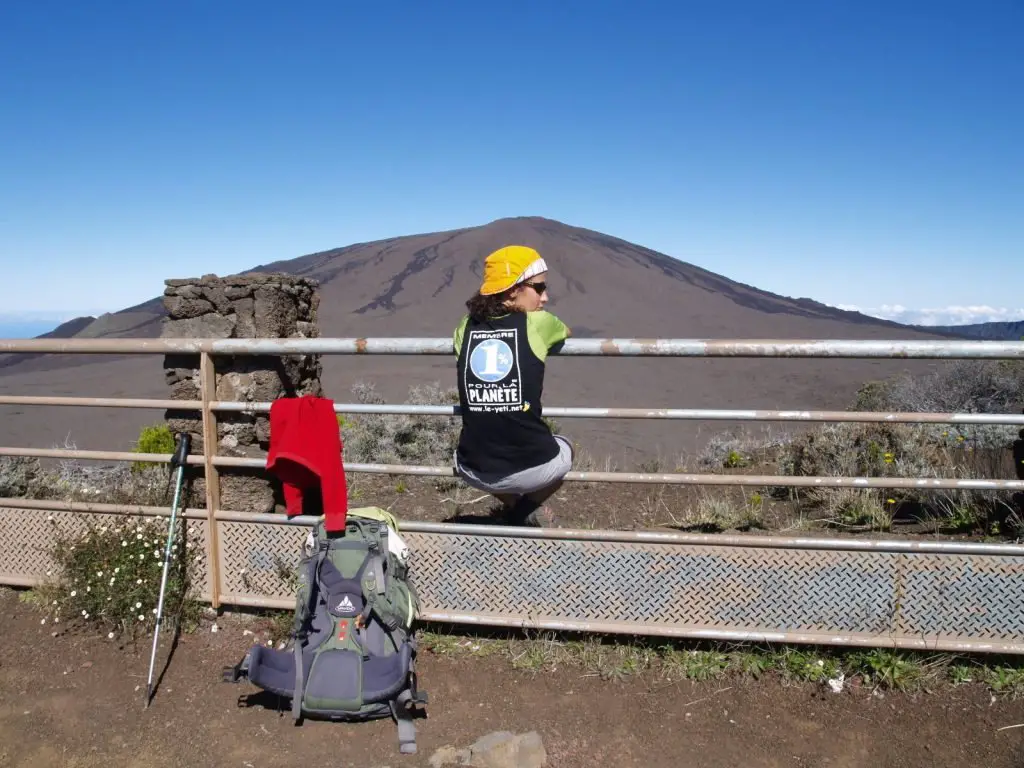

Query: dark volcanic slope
[[922, 320, 1024, 341], [249, 216, 927, 338], [0, 216, 949, 461]]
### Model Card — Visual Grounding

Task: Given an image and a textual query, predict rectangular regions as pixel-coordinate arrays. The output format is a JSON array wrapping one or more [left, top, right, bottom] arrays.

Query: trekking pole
[[145, 431, 191, 708]]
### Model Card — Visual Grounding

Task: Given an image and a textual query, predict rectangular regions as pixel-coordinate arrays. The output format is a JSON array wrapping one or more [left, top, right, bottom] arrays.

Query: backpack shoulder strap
[[390, 688, 418, 754], [292, 541, 329, 720]]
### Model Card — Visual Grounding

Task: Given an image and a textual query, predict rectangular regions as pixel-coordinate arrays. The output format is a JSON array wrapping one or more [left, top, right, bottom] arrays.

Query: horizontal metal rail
[[3, 497, 210, 521], [3, 394, 1022, 426], [6, 497, 1024, 557], [0, 395, 197, 410], [4, 445, 1023, 490], [212, 400, 1024, 425], [0, 446, 204, 466], [4, 336, 1024, 358]]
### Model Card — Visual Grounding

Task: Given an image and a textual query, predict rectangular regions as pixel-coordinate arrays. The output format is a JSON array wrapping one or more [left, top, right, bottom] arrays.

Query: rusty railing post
[[200, 352, 222, 609], [1013, 411, 1024, 517]]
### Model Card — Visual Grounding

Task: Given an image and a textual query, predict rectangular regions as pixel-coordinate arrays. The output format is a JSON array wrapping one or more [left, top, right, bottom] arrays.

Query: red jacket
[[266, 395, 348, 532]]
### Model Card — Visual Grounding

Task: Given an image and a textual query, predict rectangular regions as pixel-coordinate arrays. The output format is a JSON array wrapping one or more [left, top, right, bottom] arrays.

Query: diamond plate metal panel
[[0, 506, 211, 600], [5, 505, 1024, 654], [894, 555, 1024, 639], [218, 521, 308, 599], [402, 532, 1024, 650]]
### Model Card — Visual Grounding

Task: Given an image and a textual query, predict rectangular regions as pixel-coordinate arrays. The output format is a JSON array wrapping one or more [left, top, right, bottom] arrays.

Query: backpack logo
[[336, 595, 355, 613]]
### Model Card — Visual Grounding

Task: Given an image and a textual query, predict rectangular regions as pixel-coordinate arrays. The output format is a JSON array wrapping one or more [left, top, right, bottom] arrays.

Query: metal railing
[[2, 335, 1024, 616]]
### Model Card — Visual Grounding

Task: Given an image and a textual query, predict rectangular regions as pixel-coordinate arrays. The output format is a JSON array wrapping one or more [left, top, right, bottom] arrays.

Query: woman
[[452, 245, 573, 526]]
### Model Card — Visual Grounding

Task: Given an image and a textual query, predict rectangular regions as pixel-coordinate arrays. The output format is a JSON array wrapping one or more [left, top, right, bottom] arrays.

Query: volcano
[[0, 216, 945, 461]]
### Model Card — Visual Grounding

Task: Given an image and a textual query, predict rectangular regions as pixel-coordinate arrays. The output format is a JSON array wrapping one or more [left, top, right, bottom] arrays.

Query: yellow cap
[[480, 245, 548, 296]]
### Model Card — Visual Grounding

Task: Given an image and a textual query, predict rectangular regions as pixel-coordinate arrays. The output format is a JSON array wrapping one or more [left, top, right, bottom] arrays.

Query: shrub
[[132, 423, 176, 472], [1, 451, 173, 508], [341, 381, 461, 466], [852, 360, 1024, 449], [697, 429, 789, 471], [36, 514, 201, 642], [779, 422, 1015, 532], [0, 455, 42, 497]]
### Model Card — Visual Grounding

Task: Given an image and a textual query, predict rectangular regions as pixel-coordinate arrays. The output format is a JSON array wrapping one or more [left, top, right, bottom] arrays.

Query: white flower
[[109, 578, 115, 586], [86, 586, 91, 593], [70, 590, 77, 597], [152, 608, 157, 614], [81, 610, 87, 617], [135, 602, 142, 609], [122, 541, 128, 547], [138, 614, 145, 621], [40, 618, 46, 625], [114, 568, 120, 574], [107, 632, 114, 639], [51, 600, 57, 606], [139, 554, 144, 560], [54, 617, 59, 623], [96, 571, 102, 577], [106, 597, 111, 601], [153, 551, 160, 558], [136, 533, 143, 540], [137, 579, 142, 585]]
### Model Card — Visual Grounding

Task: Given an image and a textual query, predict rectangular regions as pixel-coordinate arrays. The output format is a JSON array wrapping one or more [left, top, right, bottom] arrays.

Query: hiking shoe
[[522, 507, 557, 528]]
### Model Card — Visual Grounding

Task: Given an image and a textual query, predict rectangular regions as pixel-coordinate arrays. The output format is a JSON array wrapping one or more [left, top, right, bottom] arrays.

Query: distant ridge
[[38, 316, 96, 339], [916, 319, 1024, 341]]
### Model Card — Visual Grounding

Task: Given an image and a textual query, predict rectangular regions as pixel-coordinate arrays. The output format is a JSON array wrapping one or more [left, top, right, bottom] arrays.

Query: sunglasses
[[522, 281, 547, 295]]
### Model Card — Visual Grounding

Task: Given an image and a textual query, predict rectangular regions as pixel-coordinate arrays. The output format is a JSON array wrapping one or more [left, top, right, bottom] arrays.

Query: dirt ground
[[3, 589, 1024, 768]]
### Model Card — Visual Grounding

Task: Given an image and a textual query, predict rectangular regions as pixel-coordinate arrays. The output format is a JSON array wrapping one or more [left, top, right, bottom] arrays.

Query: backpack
[[223, 507, 427, 754]]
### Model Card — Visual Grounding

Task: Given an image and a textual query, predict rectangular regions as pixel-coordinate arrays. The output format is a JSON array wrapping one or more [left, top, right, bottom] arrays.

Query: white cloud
[[831, 304, 1024, 327]]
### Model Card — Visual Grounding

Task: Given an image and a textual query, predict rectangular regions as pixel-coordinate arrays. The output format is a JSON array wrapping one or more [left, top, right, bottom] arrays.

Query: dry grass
[[659, 488, 764, 532], [415, 625, 1024, 697]]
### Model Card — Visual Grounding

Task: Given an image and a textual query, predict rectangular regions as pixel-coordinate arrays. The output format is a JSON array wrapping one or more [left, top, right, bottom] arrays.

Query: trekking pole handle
[[171, 432, 192, 470]]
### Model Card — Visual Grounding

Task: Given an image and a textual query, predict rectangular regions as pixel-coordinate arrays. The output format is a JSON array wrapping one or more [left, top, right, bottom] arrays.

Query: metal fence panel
[[5, 504, 1024, 653], [0, 505, 212, 601]]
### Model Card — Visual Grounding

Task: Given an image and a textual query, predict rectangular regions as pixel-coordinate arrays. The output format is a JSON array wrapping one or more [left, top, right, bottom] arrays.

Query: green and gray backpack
[[224, 507, 427, 754]]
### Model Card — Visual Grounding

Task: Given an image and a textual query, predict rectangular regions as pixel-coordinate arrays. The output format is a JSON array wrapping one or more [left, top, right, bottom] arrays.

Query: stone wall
[[162, 273, 322, 513]]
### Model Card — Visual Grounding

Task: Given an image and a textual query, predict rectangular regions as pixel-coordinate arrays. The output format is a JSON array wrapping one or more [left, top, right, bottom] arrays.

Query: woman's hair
[[466, 289, 517, 322]]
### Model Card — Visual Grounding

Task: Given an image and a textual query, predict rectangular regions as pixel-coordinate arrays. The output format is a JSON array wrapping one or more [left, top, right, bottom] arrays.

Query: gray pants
[[455, 435, 574, 495]]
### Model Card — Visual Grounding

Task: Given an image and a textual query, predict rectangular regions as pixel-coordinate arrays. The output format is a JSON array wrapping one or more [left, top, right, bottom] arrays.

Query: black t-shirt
[[453, 310, 569, 477]]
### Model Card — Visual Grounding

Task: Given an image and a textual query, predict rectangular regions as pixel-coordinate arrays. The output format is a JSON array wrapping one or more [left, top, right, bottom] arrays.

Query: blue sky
[[1, 0, 1022, 332]]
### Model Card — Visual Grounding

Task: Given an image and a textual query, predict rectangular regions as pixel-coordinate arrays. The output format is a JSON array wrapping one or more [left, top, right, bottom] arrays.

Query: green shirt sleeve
[[453, 316, 469, 357], [526, 311, 570, 362]]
